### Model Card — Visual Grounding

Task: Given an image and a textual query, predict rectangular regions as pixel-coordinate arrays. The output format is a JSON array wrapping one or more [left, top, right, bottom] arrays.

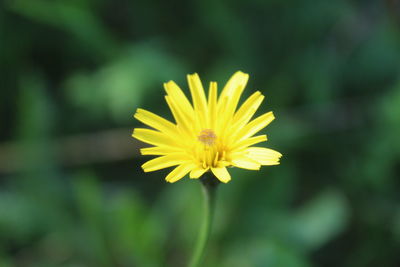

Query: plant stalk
[[188, 173, 219, 267]]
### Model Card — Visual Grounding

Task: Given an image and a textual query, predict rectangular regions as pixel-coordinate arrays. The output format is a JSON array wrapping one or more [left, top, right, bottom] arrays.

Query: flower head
[[132, 71, 282, 183]]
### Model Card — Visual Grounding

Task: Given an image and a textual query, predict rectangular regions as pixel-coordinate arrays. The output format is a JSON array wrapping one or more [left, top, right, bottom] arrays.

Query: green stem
[[188, 173, 219, 267]]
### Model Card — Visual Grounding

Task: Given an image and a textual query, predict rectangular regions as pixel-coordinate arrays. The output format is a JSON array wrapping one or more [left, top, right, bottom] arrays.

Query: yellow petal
[[214, 95, 229, 135], [217, 71, 249, 136], [190, 167, 209, 179], [133, 128, 181, 148], [230, 135, 267, 150], [221, 71, 248, 112], [211, 167, 231, 183], [165, 163, 196, 183], [187, 73, 208, 128], [232, 91, 264, 128], [140, 146, 180, 155], [164, 81, 194, 118], [234, 112, 274, 141], [141, 154, 188, 172], [231, 155, 261, 170], [165, 96, 197, 138], [218, 71, 249, 108], [246, 147, 282, 165], [207, 82, 218, 129], [134, 108, 177, 135]]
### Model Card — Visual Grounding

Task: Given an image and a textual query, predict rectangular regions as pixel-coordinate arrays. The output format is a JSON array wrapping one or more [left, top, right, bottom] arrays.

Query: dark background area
[[1, 0, 400, 266]]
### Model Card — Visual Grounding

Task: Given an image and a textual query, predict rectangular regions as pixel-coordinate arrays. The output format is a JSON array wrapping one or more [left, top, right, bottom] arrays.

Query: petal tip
[[269, 111, 276, 120], [131, 128, 140, 136], [211, 167, 231, 183], [187, 72, 199, 77], [141, 165, 150, 172], [219, 178, 230, 184]]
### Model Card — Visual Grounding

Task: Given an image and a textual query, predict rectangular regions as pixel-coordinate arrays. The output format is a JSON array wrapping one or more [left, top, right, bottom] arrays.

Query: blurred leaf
[[222, 239, 310, 267], [288, 190, 349, 251], [16, 73, 53, 140], [64, 44, 186, 123], [0, 192, 42, 243], [108, 189, 162, 267], [5, 0, 118, 58], [73, 171, 112, 265], [0, 256, 12, 267]]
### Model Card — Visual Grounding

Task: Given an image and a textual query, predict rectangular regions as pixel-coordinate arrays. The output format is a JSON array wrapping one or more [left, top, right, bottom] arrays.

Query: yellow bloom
[[132, 71, 282, 183]]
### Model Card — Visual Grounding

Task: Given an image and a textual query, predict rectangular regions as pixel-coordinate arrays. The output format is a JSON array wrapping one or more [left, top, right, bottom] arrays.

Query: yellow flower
[[132, 71, 282, 183]]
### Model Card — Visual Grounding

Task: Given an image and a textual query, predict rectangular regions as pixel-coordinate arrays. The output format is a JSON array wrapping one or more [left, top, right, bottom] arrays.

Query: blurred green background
[[1, 0, 400, 266]]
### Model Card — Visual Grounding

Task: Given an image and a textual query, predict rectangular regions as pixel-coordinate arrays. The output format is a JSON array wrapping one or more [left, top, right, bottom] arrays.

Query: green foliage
[[64, 44, 186, 122], [1, 0, 400, 266]]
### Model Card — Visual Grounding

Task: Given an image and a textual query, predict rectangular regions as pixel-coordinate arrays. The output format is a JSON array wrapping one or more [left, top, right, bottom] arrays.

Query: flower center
[[198, 129, 217, 146]]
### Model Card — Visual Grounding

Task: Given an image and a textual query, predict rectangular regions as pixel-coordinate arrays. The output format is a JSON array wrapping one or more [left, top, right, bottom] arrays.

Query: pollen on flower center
[[198, 129, 217, 146]]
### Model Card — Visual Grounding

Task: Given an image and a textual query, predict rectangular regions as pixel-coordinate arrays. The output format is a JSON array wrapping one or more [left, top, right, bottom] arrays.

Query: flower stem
[[188, 173, 219, 267]]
